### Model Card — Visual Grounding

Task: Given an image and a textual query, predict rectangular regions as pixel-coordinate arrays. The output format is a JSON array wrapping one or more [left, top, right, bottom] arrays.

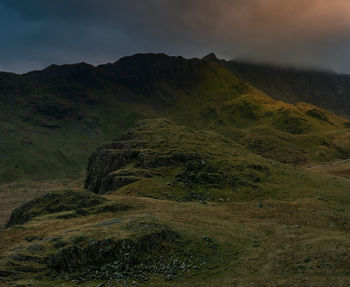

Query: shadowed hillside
[[1, 53, 350, 182], [203, 53, 350, 118]]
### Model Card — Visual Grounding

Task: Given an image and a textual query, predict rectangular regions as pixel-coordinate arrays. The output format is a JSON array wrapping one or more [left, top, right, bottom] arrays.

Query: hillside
[[203, 53, 350, 118], [2, 54, 350, 286], [1, 53, 350, 183], [84, 119, 350, 202], [2, 119, 350, 286]]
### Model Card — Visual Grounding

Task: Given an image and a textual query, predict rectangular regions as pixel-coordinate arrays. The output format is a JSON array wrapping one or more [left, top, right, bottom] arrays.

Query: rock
[[48, 227, 180, 273], [84, 119, 268, 199], [252, 239, 259, 248], [70, 236, 91, 244], [96, 218, 122, 226], [76, 208, 90, 215], [10, 253, 45, 264], [201, 235, 211, 241], [44, 237, 63, 242], [95, 203, 131, 214], [53, 240, 67, 249], [201, 235, 218, 249], [27, 244, 44, 253], [25, 235, 42, 242], [165, 274, 175, 281]]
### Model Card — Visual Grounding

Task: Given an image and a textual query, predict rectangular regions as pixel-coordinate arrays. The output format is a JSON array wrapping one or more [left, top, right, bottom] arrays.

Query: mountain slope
[[3, 119, 350, 286], [204, 53, 350, 118], [84, 119, 349, 202], [1, 53, 350, 182]]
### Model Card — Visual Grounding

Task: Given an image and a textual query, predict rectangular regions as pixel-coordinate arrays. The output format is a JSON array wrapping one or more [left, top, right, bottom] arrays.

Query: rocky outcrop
[[5, 190, 106, 228], [48, 228, 180, 273], [45, 222, 219, 283], [84, 119, 269, 197]]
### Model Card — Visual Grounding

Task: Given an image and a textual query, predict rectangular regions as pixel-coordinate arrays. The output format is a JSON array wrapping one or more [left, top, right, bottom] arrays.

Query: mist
[[1, 0, 350, 73]]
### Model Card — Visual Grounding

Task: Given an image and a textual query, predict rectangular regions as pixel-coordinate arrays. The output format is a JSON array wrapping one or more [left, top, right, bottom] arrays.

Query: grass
[[85, 119, 350, 204], [2, 185, 350, 286], [2, 54, 350, 286], [2, 53, 350, 184], [2, 118, 350, 286]]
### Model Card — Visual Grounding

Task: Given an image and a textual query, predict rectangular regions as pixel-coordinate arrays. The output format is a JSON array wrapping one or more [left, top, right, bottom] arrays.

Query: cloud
[[0, 0, 350, 73]]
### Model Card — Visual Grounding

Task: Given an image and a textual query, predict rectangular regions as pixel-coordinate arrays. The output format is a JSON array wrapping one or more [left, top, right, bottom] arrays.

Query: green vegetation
[[84, 119, 350, 205], [204, 53, 350, 119], [2, 53, 350, 183], [3, 52, 350, 286], [2, 114, 350, 286], [4, 190, 107, 227]]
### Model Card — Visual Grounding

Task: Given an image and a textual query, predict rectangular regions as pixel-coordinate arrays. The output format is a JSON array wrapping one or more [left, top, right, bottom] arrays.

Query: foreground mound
[[85, 119, 273, 199], [85, 119, 345, 202], [5, 190, 109, 228], [1, 210, 221, 284]]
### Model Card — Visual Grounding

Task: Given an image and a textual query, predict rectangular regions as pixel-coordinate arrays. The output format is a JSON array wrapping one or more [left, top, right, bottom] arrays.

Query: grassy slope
[[2, 118, 350, 286], [2, 192, 350, 287], [205, 53, 350, 119], [0, 64, 157, 183], [1, 53, 350, 183], [85, 119, 350, 203], [164, 63, 350, 164]]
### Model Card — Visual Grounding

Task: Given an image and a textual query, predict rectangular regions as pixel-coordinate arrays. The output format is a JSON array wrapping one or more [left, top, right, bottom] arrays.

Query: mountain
[[204, 53, 350, 118], [1, 53, 350, 183], [3, 53, 350, 286]]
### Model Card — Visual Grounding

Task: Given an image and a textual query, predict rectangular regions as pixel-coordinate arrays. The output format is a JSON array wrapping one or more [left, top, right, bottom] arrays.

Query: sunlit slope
[[203, 52, 350, 119]]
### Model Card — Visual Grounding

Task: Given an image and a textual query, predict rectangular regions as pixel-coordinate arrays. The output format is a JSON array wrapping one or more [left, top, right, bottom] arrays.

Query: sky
[[1, 0, 350, 73]]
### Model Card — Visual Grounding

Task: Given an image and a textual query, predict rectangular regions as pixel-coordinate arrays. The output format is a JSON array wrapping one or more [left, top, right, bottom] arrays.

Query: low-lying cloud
[[1, 0, 350, 73]]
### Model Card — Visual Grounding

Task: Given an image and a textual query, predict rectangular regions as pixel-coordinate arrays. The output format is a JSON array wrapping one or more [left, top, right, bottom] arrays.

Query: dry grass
[[306, 161, 350, 179], [1, 186, 350, 286]]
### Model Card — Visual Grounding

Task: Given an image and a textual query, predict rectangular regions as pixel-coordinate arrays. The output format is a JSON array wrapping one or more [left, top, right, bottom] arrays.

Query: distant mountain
[[1, 53, 350, 182], [203, 53, 350, 118]]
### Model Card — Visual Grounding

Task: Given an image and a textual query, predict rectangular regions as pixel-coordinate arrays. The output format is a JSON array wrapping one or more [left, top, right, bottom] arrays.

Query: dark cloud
[[0, 0, 350, 73]]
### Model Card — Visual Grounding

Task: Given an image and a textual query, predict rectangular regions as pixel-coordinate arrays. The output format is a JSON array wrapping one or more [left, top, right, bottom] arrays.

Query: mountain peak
[[202, 52, 219, 62]]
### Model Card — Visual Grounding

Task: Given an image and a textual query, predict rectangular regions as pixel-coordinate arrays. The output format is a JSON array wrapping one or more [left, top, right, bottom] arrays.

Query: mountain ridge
[[203, 53, 350, 118], [1, 52, 350, 182]]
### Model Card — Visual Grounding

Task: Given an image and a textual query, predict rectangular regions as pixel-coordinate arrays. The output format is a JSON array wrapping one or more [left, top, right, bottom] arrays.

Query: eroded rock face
[[48, 228, 180, 272], [2, 214, 220, 283], [84, 119, 270, 197], [45, 222, 220, 283], [5, 190, 106, 228]]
